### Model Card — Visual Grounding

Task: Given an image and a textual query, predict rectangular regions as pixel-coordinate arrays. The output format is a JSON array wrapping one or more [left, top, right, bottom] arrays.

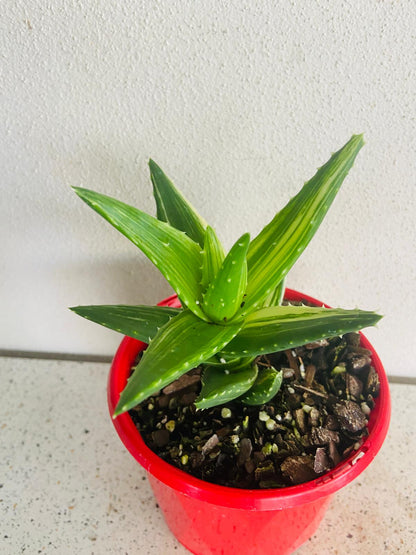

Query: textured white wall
[[1, 1, 415, 376]]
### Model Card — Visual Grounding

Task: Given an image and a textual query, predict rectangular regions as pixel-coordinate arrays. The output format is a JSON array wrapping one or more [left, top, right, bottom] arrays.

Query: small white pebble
[[165, 420, 176, 432], [262, 443, 273, 455], [361, 402, 371, 416], [287, 386, 295, 394], [230, 434, 240, 444], [259, 411, 269, 421], [221, 407, 232, 419], [266, 419, 278, 431], [284, 411, 292, 422], [302, 404, 312, 414]]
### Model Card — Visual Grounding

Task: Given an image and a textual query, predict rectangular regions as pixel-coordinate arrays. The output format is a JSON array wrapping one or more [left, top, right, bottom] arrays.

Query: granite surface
[[1, 357, 414, 554]]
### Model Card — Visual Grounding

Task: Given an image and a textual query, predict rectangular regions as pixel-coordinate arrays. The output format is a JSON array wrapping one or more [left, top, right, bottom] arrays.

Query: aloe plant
[[71, 134, 381, 417]]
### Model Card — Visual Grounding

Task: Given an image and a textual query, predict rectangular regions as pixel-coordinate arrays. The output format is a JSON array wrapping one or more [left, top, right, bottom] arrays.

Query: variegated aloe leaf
[[195, 363, 258, 410], [221, 304, 382, 357], [72, 187, 206, 320], [202, 233, 250, 323], [69, 305, 180, 343], [243, 135, 364, 313], [149, 159, 207, 247], [114, 309, 242, 416], [264, 279, 286, 308], [201, 226, 225, 291], [240, 367, 283, 405]]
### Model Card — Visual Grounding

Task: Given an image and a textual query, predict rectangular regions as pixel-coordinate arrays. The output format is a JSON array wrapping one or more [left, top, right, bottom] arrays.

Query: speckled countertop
[[1, 357, 415, 554]]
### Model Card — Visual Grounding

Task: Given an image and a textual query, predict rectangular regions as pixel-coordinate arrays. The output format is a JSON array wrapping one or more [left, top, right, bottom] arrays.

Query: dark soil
[[129, 331, 380, 489]]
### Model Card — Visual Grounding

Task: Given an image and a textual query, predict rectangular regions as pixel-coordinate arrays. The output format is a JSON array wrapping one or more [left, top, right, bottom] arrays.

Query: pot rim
[[108, 289, 391, 510]]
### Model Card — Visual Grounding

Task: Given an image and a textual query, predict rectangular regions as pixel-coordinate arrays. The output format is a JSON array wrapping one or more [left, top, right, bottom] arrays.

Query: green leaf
[[243, 135, 364, 313], [202, 233, 250, 323], [149, 159, 207, 247], [195, 363, 258, 410], [240, 368, 283, 405], [201, 226, 225, 291], [204, 354, 256, 368], [114, 309, 242, 415], [264, 279, 286, 308], [72, 187, 206, 320], [221, 304, 382, 357], [69, 305, 180, 343]]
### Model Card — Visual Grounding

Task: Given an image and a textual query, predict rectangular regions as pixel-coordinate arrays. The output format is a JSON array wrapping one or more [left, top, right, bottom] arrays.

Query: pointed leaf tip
[[70, 304, 181, 342], [245, 134, 365, 311], [71, 186, 205, 319], [222, 305, 381, 357], [149, 159, 207, 246], [202, 233, 250, 322], [201, 225, 225, 290]]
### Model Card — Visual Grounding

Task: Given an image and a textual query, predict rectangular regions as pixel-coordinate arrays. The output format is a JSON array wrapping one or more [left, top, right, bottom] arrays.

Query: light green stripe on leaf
[[244, 135, 364, 313], [264, 279, 286, 308], [201, 226, 225, 291], [72, 187, 205, 320], [195, 363, 258, 410], [149, 159, 207, 247], [69, 305, 181, 343], [114, 309, 242, 415], [221, 304, 382, 357]]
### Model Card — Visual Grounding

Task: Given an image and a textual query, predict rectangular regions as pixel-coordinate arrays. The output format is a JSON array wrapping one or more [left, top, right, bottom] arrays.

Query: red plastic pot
[[108, 289, 390, 555]]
